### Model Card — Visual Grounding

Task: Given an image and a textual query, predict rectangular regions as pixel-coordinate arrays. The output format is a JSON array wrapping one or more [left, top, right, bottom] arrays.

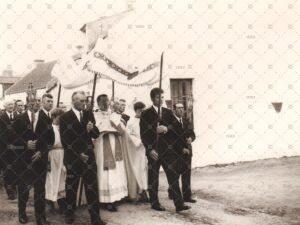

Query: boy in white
[[124, 102, 148, 201]]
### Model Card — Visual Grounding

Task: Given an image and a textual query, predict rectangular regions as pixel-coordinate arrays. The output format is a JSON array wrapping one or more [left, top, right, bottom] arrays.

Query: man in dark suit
[[169, 103, 196, 203], [0, 100, 17, 200], [140, 88, 190, 212], [59, 91, 105, 225], [14, 99, 25, 116], [12, 94, 54, 225]]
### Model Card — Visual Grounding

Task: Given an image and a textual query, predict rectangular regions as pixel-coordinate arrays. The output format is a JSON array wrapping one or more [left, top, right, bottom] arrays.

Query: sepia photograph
[[0, 0, 299, 225]]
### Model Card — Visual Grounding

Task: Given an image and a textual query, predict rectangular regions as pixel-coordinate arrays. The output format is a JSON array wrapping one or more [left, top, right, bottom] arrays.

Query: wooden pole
[[157, 52, 164, 120], [56, 84, 62, 107], [155, 52, 164, 153], [112, 80, 115, 101], [91, 73, 98, 109]]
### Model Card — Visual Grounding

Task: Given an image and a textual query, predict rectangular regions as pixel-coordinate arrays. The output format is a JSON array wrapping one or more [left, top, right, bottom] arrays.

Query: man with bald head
[[0, 100, 17, 200], [59, 91, 105, 225]]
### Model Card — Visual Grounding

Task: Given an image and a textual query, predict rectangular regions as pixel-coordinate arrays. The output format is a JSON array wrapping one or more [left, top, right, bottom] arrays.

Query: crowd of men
[[0, 87, 196, 225]]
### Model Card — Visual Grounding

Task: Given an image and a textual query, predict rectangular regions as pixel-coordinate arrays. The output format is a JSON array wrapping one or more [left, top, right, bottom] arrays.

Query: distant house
[[0, 76, 21, 99], [5, 61, 56, 102], [0, 68, 21, 109]]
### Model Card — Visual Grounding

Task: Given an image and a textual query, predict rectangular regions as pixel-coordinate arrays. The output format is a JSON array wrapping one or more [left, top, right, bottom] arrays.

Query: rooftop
[[5, 61, 56, 95]]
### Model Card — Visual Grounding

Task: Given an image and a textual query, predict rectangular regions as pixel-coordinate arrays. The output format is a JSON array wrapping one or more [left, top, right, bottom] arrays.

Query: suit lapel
[[36, 110, 45, 132], [69, 109, 81, 126], [24, 111, 31, 125], [3, 111, 10, 124]]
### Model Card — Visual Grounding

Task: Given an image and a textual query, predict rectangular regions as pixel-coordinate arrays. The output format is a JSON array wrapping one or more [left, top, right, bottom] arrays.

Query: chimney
[[2, 65, 13, 77], [34, 59, 45, 67]]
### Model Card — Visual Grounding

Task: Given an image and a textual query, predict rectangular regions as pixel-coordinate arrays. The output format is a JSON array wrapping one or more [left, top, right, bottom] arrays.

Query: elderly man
[[0, 100, 17, 200], [168, 103, 196, 203], [59, 91, 105, 225], [13, 94, 54, 225]]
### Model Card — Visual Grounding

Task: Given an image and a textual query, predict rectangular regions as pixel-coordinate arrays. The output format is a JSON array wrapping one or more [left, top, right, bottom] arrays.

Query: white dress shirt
[[6, 111, 14, 120], [174, 114, 183, 125], [72, 107, 82, 122], [152, 105, 162, 114], [27, 110, 39, 131], [42, 107, 51, 118]]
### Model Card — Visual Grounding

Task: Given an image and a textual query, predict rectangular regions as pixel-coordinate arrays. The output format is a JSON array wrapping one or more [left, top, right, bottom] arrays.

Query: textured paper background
[[1, 0, 300, 167]]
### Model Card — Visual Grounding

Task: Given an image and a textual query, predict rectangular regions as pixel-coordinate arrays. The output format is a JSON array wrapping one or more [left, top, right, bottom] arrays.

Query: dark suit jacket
[[12, 110, 54, 181], [59, 109, 99, 172], [121, 113, 130, 125], [13, 111, 24, 118], [171, 116, 196, 156], [0, 111, 16, 168], [140, 106, 177, 158]]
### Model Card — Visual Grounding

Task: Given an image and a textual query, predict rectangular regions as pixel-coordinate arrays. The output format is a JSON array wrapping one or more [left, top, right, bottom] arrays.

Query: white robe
[[123, 117, 148, 199], [45, 125, 66, 201], [94, 110, 128, 203]]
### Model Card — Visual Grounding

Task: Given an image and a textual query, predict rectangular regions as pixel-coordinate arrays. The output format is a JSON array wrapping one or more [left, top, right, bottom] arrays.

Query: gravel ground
[[0, 156, 299, 225]]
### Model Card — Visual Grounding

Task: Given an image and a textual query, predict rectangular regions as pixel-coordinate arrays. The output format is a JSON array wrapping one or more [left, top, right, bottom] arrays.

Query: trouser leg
[[65, 169, 80, 218], [82, 164, 101, 225], [18, 182, 30, 217], [161, 154, 184, 208], [181, 156, 192, 200], [147, 156, 161, 206], [34, 172, 46, 220]]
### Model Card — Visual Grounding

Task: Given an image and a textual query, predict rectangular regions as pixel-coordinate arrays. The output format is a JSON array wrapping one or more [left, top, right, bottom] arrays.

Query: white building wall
[[4, 92, 27, 102], [3, 1, 300, 167]]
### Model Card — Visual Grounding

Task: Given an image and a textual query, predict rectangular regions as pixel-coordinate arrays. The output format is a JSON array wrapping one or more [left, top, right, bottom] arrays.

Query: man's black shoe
[[19, 214, 28, 224], [36, 219, 51, 225], [151, 204, 166, 211], [65, 215, 74, 224], [8, 193, 16, 200], [106, 203, 117, 212], [176, 204, 191, 212], [184, 198, 197, 203], [93, 220, 107, 225]]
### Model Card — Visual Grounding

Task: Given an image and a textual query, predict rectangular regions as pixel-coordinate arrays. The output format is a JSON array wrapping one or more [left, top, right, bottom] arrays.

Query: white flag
[[51, 55, 94, 89], [81, 9, 133, 52], [83, 37, 160, 86]]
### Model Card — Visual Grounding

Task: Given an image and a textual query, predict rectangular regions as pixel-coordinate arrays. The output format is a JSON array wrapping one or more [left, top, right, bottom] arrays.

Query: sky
[[0, 0, 170, 75]]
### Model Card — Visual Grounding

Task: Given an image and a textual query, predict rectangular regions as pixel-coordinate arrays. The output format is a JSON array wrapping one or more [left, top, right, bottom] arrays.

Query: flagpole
[[91, 72, 98, 108], [112, 80, 115, 101], [78, 72, 98, 207], [155, 52, 164, 154], [157, 52, 164, 120], [56, 84, 62, 107]]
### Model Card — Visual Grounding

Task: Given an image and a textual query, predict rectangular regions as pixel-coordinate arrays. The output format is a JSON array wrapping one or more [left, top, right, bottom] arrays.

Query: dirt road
[[0, 156, 299, 225]]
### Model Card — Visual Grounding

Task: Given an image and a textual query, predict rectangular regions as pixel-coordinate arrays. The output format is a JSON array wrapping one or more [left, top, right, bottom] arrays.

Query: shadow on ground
[[0, 156, 299, 225]]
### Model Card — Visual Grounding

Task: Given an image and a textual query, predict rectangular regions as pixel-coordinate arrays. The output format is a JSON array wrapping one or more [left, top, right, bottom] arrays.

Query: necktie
[[79, 111, 83, 123], [9, 113, 13, 121], [157, 107, 162, 122], [31, 112, 35, 131], [179, 118, 183, 127]]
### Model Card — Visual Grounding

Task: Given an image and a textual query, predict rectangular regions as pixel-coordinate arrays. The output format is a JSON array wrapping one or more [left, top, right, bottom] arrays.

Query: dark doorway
[[170, 79, 194, 128]]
